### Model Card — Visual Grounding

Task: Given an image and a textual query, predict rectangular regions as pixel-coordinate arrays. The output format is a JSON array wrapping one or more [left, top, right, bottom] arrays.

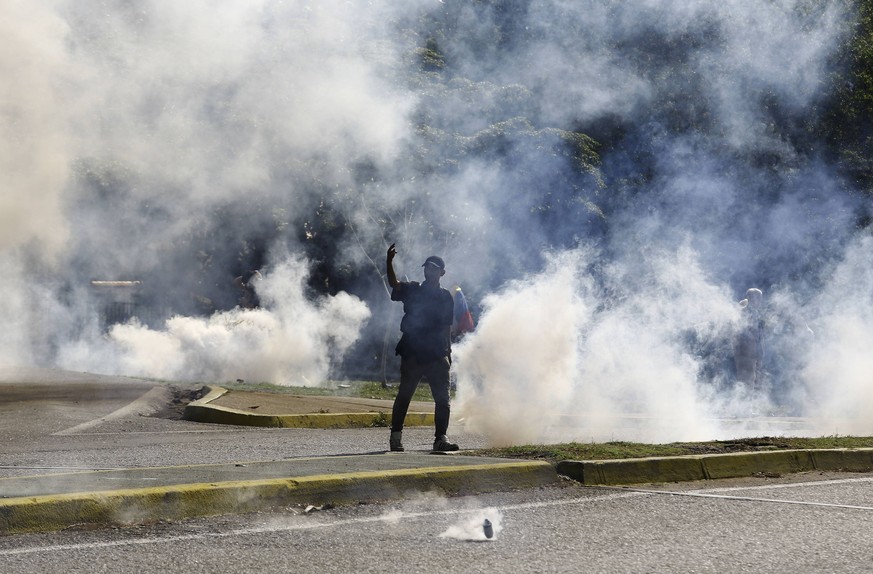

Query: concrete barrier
[[0, 460, 558, 534], [558, 448, 873, 486], [808, 448, 873, 473], [557, 456, 706, 486], [701, 450, 814, 479]]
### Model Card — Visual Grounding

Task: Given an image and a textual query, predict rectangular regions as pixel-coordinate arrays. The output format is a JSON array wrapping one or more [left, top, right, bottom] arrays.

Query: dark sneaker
[[390, 431, 404, 452], [433, 435, 459, 452]]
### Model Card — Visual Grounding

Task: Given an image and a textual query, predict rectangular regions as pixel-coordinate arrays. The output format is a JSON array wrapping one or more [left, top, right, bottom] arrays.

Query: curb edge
[[556, 448, 873, 485], [182, 386, 434, 429]]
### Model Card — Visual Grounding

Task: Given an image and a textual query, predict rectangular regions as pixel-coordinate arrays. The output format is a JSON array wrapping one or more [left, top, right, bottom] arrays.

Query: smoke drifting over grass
[[3, 1, 872, 441]]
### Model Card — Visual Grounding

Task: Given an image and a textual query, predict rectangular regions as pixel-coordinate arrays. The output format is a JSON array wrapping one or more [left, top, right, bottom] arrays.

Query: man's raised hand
[[386, 243, 399, 288]]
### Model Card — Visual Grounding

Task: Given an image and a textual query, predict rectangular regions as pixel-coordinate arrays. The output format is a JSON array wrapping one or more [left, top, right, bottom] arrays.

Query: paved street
[[3, 367, 873, 572], [0, 367, 491, 479], [2, 472, 873, 573]]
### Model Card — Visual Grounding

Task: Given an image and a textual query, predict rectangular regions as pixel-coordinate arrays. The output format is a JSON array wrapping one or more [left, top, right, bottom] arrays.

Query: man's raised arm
[[387, 243, 399, 289]]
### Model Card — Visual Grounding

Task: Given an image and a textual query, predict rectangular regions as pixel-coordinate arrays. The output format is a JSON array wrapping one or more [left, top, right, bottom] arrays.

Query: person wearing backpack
[[386, 243, 459, 452]]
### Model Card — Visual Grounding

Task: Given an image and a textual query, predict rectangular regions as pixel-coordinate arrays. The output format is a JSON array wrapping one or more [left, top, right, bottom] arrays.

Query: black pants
[[391, 355, 451, 438]]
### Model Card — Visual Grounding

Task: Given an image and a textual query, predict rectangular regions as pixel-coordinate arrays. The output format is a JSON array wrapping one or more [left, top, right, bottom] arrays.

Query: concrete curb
[[0, 461, 557, 534], [183, 386, 435, 429], [556, 448, 873, 485]]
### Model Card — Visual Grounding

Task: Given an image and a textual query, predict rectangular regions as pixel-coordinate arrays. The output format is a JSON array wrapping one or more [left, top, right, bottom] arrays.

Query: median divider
[[183, 386, 434, 429], [808, 448, 873, 472], [558, 455, 707, 485], [701, 450, 814, 479]]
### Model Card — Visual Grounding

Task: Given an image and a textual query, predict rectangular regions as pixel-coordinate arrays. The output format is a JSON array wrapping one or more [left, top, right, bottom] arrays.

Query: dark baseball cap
[[422, 255, 445, 270]]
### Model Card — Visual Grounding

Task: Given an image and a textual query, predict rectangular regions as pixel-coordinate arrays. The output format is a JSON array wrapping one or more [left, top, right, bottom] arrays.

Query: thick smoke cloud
[[57, 257, 370, 384], [445, 1, 868, 442], [801, 235, 873, 435], [1, 2, 70, 257], [3, 0, 407, 381], [2, 0, 870, 442]]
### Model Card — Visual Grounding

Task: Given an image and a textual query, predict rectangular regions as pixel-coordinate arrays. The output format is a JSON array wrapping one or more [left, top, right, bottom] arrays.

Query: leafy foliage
[[819, 0, 873, 194]]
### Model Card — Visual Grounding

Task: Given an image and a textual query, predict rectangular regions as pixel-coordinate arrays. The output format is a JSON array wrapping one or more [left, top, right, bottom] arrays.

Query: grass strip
[[216, 380, 437, 402], [475, 437, 873, 463], [186, 381, 873, 463]]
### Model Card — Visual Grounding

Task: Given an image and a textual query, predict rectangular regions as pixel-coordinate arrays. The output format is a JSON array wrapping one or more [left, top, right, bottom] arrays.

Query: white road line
[[602, 474, 873, 511], [0, 466, 122, 471], [620, 488, 873, 511], [52, 387, 170, 436], [691, 475, 873, 493]]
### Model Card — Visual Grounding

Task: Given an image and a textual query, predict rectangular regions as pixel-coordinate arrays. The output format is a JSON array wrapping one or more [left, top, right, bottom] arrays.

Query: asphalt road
[[3, 367, 873, 572], [2, 472, 873, 573], [0, 367, 491, 479]]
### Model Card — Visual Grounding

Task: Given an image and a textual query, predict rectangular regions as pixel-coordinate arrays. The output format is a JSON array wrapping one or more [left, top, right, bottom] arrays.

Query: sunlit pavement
[[2, 367, 870, 535]]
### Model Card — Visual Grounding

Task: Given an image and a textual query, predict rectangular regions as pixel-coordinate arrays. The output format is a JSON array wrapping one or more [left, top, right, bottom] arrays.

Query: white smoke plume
[[0, 2, 71, 257], [445, 1, 871, 443], [439, 510, 502, 542], [455, 245, 741, 443], [58, 257, 370, 384], [2, 0, 406, 383], [3, 0, 872, 443], [801, 235, 873, 435], [380, 492, 502, 541]]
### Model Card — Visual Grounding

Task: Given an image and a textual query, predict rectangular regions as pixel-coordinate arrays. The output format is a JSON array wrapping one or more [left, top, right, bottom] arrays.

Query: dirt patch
[[674, 438, 801, 455], [150, 386, 207, 420]]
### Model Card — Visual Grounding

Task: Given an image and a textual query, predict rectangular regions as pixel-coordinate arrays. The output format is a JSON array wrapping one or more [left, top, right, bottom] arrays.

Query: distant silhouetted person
[[451, 285, 475, 342], [386, 243, 458, 452], [234, 269, 262, 309], [733, 288, 764, 389], [449, 284, 475, 392]]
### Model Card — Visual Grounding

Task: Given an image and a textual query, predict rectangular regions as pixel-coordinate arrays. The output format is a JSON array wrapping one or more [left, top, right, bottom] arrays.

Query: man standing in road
[[386, 243, 459, 452]]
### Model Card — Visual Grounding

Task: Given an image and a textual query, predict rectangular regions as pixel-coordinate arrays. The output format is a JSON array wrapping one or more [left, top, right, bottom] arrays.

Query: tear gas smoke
[[58, 257, 370, 384], [439, 510, 503, 542], [3, 1, 872, 442], [455, 245, 736, 444], [0, 2, 70, 258], [801, 235, 873, 435], [381, 492, 502, 541]]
